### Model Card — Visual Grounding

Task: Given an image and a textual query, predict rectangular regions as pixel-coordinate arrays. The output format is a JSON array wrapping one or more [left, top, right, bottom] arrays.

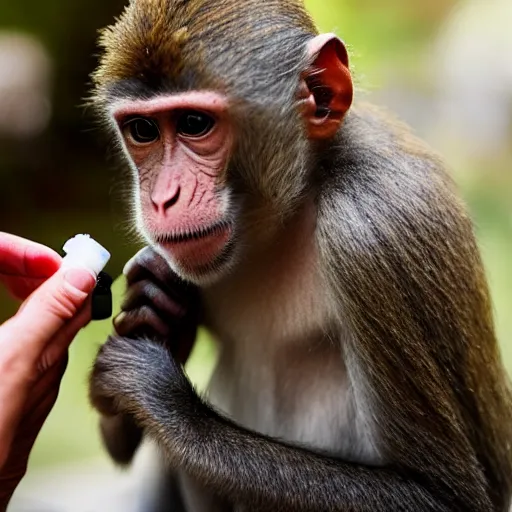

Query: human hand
[[0, 232, 101, 506]]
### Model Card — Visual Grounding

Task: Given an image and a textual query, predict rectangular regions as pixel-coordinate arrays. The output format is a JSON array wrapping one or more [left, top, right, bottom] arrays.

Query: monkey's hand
[[90, 246, 200, 465], [114, 246, 199, 364], [90, 335, 192, 466]]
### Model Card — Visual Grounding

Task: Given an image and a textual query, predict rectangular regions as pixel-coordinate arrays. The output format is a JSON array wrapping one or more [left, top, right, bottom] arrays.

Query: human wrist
[[0, 466, 26, 511]]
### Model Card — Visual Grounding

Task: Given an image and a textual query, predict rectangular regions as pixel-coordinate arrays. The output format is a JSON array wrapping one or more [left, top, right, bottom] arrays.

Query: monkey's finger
[[124, 247, 191, 295], [123, 247, 168, 281], [114, 306, 170, 339], [121, 279, 188, 319]]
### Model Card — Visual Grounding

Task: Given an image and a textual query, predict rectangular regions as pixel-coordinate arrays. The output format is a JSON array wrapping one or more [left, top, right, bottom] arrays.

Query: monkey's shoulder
[[320, 101, 462, 229], [341, 102, 445, 169]]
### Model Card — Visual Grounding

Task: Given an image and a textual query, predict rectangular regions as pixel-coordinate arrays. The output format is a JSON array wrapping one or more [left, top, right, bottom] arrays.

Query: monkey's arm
[[92, 247, 200, 465], [91, 336, 472, 512]]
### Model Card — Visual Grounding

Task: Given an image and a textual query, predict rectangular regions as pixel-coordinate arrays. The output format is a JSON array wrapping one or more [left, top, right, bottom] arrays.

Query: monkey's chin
[[156, 227, 235, 285], [172, 244, 236, 286]]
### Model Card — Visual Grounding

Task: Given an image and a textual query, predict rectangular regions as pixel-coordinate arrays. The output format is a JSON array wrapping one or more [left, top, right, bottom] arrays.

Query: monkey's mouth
[[155, 221, 233, 270]]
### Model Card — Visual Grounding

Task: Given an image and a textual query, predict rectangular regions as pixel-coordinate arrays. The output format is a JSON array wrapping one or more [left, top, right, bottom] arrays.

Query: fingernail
[[63, 268, 96, 294]]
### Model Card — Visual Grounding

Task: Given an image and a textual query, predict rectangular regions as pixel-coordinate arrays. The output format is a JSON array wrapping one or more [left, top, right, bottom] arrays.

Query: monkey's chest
[[201, 277, 378, 461], [206, 332, 355, 455], [199, 231, 373, 458]]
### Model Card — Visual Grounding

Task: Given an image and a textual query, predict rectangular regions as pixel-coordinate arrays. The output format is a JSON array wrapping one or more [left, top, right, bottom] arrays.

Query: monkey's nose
[[151, 186, 181, 215]]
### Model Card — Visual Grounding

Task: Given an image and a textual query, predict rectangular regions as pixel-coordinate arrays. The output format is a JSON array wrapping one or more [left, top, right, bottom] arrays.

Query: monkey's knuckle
[[123, 281, 148, 303], [123, 248, 148, 274], [131, 247, 159, 275], [136, 304, 156, 319], [138, 246, 158, 264]]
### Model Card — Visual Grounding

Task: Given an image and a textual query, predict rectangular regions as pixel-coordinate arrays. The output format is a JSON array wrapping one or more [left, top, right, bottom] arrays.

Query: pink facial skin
[[112, 92, 234, 273]]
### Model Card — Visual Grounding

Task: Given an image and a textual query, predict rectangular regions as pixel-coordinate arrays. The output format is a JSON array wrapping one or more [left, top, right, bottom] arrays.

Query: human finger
[[6, 266, 96, 355], [0, 232, 62, 277]]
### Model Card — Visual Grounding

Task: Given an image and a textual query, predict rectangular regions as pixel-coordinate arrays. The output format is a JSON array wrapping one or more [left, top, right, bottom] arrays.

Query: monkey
[[88, 0, 512, 511]]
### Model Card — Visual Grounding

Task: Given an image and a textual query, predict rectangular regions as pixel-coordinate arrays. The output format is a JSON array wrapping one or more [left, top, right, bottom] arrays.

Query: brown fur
[[93, 0, 317, 92], [320, 104, 512, 507]]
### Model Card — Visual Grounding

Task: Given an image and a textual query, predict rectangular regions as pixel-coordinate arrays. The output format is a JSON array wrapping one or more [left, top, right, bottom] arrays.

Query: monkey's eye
[[124, 117, 160, 144], [176, 111, 215, 138]]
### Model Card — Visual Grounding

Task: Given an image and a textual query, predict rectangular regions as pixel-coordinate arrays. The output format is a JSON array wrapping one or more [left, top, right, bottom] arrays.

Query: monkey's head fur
[[94, 0, 317, 94]]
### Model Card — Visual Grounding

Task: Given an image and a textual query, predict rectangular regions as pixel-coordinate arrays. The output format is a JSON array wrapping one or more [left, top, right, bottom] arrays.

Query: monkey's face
[[99, 2, 354, 286], [112, 91, 238, 284]]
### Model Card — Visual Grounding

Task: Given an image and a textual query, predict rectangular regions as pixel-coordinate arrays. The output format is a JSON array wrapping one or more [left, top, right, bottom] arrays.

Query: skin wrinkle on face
[[111, 91, 238, 284], [189, 177, 200, 208]]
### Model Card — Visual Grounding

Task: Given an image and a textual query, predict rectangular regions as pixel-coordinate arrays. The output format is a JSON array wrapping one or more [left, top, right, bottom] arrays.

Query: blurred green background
[[0, 0, 511, 508]]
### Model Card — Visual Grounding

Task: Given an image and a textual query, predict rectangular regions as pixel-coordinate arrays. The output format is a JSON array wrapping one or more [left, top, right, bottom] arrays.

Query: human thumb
[[11, 266, 96, 351], [8, 236, 110, 351]]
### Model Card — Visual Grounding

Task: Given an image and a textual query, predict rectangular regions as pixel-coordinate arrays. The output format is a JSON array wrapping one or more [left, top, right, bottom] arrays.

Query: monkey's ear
[[300, 34, 353, 140]]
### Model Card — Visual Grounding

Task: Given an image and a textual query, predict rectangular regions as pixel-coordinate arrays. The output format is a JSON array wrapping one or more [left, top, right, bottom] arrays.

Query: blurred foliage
[[0, 0, 510, 481]]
